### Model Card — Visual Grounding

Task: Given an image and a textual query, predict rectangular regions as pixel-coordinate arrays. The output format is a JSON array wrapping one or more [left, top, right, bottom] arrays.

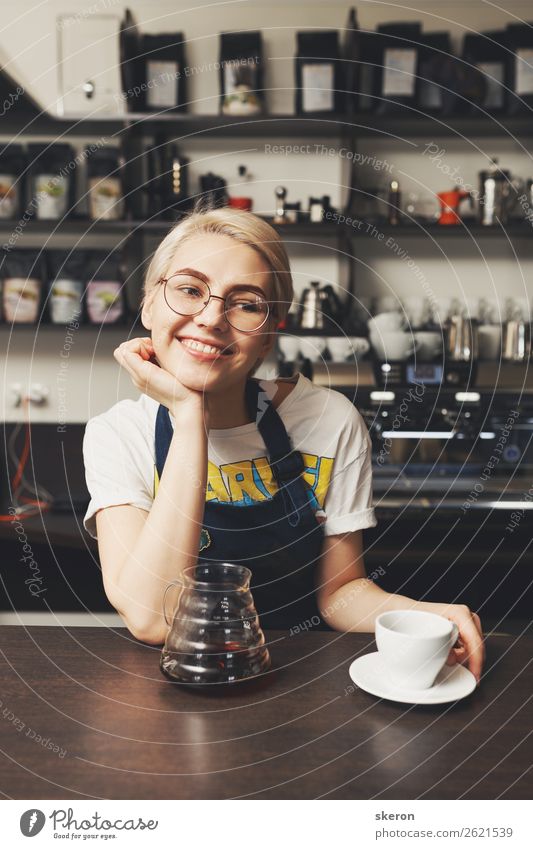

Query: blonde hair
[[142, 206, 293, 324]]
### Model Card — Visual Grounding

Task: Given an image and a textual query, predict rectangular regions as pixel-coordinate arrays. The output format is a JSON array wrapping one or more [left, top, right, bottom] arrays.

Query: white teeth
[[181, 338, 230, 355]]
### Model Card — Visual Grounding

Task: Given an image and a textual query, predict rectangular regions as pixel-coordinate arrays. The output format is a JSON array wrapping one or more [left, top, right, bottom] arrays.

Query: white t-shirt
[[83, 372, 377, 539]]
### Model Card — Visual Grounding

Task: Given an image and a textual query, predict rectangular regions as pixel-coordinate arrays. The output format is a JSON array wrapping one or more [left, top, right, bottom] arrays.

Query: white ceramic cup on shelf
[[413, 330, 442, 360], [278, 336, 301, 361], [375, 610, 459, 690], [402, 296, 429, 328], [348, 337, 370, 356], [368, 311, 405, 332], [327, 336, 370, 362], [370, 330, 418, 361], [298, 336, 327, 362], [327, 337, 352, 361], [432, 297, 454, 326]]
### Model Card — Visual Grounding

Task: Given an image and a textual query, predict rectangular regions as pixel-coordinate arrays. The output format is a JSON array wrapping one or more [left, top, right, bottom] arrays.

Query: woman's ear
[[141, 295, 153, 331]]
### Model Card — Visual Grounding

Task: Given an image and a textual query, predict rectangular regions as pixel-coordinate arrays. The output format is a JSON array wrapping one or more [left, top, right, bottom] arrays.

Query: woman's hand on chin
[[114, 337, 208, 423]]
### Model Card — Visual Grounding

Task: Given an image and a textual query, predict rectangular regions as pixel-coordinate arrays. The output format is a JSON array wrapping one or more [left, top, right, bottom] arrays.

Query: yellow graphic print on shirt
[[153, 451, 334, 511]]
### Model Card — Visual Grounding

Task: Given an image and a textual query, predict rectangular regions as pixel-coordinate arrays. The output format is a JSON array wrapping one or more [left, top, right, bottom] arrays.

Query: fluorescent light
[[381, 431, 455, 439]]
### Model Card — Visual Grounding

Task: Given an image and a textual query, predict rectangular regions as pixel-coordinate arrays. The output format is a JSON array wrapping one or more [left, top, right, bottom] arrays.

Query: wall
[[1, 0, 532, 423]]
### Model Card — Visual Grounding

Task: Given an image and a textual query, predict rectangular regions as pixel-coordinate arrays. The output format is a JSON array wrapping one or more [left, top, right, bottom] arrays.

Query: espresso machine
[[293, 355, 533, 498]]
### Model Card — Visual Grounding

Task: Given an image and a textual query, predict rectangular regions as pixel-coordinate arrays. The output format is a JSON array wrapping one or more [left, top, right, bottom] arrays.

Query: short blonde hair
[[142, 206, 293, 324]]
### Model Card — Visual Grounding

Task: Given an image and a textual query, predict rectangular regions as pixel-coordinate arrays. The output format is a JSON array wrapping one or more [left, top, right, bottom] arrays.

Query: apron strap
[[244, 378, 315, 528], [155, 403, 173, 483]]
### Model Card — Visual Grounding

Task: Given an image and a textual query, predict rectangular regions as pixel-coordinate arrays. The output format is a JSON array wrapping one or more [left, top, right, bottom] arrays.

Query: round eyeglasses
[[160, 273, 271, 332]]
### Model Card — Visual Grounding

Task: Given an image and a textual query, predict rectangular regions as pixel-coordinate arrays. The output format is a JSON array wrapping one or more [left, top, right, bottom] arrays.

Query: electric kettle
[[298, 281, 342, 330]]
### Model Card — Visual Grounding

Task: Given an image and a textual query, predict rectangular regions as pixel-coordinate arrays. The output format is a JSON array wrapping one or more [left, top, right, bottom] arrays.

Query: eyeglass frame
[[158, 272, 276, 333]]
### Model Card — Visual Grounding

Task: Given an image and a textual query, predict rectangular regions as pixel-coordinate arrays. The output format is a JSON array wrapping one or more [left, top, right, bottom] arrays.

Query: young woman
[[83, 207, 484, 682]]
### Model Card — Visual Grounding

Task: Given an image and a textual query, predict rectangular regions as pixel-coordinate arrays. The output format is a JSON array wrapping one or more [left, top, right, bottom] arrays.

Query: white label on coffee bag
[[302, 63, 335, 112], [146, 60, 179, 108], [515, 48, 533, 95], [478, 61, 505, 108], [383, 48, 417, 96]]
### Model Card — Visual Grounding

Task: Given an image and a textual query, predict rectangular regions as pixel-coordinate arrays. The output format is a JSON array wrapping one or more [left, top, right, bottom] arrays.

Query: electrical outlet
[[27, 384, 49, 405]]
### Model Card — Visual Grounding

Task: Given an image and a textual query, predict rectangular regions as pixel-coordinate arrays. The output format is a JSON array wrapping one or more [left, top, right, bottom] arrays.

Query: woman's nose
[[194, 295, 228, 330]]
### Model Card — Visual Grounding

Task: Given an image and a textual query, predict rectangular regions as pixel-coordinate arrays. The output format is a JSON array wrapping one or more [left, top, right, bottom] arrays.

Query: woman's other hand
[[424, 602, 485, 684]]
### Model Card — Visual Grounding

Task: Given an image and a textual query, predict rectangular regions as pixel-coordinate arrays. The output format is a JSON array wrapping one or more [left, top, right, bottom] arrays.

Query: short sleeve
[[82, 413, 153, 539], [321, 405, 377, 537]]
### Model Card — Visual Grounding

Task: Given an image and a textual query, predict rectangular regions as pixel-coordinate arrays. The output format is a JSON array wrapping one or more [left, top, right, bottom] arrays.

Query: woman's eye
[[232, 300, 265, 312], [177, 285, 203, 297]]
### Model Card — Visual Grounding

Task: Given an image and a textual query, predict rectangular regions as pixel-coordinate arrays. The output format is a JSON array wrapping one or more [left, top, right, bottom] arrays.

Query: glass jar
[[161, 561, 271, 685]]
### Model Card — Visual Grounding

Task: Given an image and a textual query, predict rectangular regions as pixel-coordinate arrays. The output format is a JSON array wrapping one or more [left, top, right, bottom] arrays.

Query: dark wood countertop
[[0, 626, 531, 800]]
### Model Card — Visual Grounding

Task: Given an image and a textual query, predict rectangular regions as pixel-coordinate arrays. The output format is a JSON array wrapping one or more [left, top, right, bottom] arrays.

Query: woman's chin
[[163, 358, 230, 393]]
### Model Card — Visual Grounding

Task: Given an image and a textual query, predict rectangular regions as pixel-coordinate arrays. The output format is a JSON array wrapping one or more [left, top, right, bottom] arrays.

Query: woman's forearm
[[320, 577, 420, 632], [116, 405, 208, 642]]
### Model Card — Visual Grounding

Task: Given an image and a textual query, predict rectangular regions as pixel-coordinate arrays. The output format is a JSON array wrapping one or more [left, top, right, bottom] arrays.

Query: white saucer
[[348, 652, 477, 705]]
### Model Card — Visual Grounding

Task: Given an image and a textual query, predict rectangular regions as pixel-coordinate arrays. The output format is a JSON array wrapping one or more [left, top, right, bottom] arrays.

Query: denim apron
[[155, 378, 325, 629]]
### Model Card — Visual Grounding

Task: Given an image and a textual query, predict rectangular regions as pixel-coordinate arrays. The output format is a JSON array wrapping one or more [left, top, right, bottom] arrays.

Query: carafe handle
[[163, 580, 182, 628]]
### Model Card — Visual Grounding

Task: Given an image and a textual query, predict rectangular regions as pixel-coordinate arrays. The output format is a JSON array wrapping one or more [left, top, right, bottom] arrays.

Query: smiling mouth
[[176, 337, 235, 357]]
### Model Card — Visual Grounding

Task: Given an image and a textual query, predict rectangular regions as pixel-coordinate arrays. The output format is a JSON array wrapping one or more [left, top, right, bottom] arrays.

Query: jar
[[161, 561, 271, 685]]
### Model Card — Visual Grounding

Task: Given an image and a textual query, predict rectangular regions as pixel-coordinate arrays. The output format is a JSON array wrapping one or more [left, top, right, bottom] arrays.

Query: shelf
[[1, 113, 353, 139], [343, 113, 533, 139], [348, 220, 533, 239], [1, 214, 531, 240], [0, 216, 345, 239], [3, 111, 533, 139]]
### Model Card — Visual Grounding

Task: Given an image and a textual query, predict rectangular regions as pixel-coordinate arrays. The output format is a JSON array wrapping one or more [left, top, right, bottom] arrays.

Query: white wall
[[1, 0, 533, 422]]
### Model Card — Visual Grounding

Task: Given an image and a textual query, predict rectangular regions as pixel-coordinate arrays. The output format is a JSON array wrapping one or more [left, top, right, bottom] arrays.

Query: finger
[[114, 339, 154, 366], [121, 348, 155, 384], [122, 349, 171, 399], [139, 340, 154, 360], [472, 612, 483, 638], [455, 615, 484, 683], [446, 649, 457, 666], [469, 612, 486, 664]]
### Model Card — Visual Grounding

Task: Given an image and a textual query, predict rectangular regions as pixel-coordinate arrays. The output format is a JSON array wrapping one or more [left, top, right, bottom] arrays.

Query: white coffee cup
[[368, 311, 405, 332], [348, 337, 370, 356], [375, 610, 459, 690], [413, 331, 442, 360], [403, 296, 430, 328], [278, 336, 301, 361], [299, 336, 327, 362], [370, 330, 418, 361], [327, 337, 352, 361], [327, 337, 370, 362], [432, 297, 454, 326]]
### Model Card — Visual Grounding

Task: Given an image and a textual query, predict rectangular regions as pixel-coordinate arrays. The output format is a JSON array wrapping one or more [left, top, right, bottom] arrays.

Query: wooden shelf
[[3, 111, 533, 139], [0, 216, 346, 238], [0, 216, 530, 240], [348, 220, 533, 239]]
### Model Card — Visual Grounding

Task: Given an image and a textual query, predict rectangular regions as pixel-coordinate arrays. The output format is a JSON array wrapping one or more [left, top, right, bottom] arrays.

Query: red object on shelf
[[437, 189, 471, 225], [228, 196, 253, 211]]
